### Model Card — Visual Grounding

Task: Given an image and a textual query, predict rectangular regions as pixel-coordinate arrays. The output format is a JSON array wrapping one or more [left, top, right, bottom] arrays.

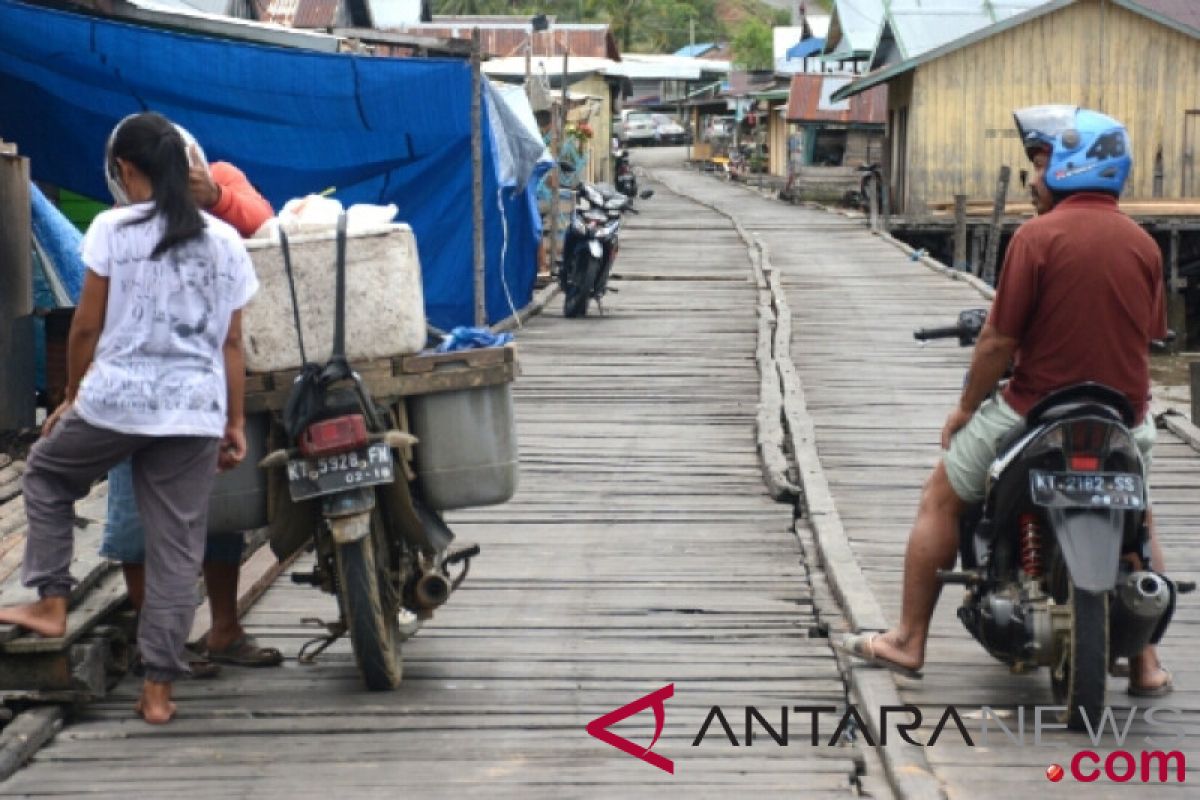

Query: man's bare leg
[[202, 560, 243, 652], [0, 595, 68, 638], [136, 679, 176, 724], [867, 462, 964, 672], [122, 563, 145, 610]]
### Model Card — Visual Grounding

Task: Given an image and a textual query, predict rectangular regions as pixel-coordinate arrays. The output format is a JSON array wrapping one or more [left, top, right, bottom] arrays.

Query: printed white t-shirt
[[76, 203, 259, 438]]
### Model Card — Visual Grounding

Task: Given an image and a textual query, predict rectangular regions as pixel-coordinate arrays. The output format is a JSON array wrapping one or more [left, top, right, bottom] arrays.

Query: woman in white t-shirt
[[0, 112, 258, 725]]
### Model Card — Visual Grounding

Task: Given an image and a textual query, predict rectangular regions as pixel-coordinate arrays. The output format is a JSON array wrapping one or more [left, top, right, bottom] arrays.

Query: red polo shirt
[[989, 193, 1166, 423]]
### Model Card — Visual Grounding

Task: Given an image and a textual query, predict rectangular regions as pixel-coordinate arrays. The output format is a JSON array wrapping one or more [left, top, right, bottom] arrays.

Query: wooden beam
[[471, 28, 485, 327], [0, 150, 33, 431], [981, 165, 1011, 285], [331, 27, 472, 57], [953, 194, 967, 270]]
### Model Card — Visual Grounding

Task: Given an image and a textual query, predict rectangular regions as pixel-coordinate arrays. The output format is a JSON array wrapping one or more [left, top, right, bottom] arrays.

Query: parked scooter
[[260, 215, 478, 690], [558, 163, 652, 317], [844, 162, 884, 210], [916, 309, 1192, 729], [614, 147, 637, 200]]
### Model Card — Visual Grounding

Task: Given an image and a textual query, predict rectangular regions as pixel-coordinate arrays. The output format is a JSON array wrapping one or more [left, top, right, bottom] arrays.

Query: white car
[[616, 112, 656, 145], [650, 114, 689, 145]]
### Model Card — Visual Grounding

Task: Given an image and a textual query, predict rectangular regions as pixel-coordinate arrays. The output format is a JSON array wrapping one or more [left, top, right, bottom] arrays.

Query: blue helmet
[[1013, 105, 1131, 195]]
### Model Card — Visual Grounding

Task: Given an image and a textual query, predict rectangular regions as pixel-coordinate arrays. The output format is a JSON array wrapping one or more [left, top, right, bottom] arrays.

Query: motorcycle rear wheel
[[334, 510, 403, 690], [563, 256, 602, 318], [1050, 584, 1108, 730]]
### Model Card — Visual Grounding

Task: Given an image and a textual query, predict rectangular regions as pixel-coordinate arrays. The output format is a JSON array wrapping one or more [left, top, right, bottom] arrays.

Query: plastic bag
[[257, 196, 399, 238], [434, 326, 514, 353]]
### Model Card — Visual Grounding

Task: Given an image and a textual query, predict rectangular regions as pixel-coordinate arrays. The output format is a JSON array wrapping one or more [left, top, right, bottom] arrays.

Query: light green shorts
[[943, 394, 1156, 504]]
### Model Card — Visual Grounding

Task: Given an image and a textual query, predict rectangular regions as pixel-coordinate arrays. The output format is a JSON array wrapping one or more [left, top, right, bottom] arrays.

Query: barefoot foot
[[135, 680, 177, 725], [0, 596, 68, 638]]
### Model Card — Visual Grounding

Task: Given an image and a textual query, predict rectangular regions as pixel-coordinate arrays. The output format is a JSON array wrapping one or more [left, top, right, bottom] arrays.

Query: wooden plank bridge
[[652, 155, 1200, 799]]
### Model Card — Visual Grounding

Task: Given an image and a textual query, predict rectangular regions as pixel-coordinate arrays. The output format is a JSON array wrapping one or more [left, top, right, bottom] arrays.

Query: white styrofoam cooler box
[[242, 224, 426, 372]]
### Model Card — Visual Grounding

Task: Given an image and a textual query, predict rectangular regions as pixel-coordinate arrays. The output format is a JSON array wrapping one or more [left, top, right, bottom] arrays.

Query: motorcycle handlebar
[[913, 325, 965, 342]]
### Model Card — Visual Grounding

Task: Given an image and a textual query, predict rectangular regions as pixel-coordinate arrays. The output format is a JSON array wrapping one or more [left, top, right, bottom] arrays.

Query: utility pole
[[689, 18, 695, 47], [471, 29, 486, 326]]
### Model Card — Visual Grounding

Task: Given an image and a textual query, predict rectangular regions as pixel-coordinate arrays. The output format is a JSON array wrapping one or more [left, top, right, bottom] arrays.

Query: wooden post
[[970, 226, 985, 275], [879, 168, 891, 232], [471, 29, 485, 327], [548, 50, 567, 275], [953, 194, 968, 271], [867, 175, 879, 232], [0, 143, 34, 431], [1191, 361, 1200, 424], [982, 165, 1011, 285]]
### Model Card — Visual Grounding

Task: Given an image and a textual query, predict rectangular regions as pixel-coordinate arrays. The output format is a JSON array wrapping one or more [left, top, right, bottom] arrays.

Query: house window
[[811, 129, 848, 166]]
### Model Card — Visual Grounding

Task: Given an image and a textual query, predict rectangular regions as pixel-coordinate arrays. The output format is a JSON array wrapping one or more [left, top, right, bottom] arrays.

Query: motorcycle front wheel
[[334, 509, 403, 690], [1050, 584, 1108, 730]]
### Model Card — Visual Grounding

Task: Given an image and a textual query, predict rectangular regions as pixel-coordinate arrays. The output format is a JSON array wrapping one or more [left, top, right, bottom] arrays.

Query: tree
[[731, 18, 772, 70]]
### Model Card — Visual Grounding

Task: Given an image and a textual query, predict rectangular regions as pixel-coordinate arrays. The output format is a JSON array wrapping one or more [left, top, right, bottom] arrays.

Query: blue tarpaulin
[[786, 37, 826, 60], [0, 0, 539, 329]]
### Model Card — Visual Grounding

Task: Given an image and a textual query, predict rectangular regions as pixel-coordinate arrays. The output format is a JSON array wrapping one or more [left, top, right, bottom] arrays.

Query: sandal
[[834, 632, 924, 680], [203, 633, 284, 667], [1128, 667, 1174, 698]]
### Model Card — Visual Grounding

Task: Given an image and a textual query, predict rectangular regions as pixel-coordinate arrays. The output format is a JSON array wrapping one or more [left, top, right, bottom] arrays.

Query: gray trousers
[[22, 409, 218, 682]]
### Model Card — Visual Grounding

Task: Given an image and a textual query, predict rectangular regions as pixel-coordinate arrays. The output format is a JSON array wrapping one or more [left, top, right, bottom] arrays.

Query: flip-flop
[[834, 632, 924, 680], [203, 633, 284, 667], [1128, 667, 1173, 698]]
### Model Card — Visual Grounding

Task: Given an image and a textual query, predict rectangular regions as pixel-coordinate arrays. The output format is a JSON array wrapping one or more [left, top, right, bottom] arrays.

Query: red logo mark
[[586, 683, 675, 774], [1047, 764, 1064, 782]]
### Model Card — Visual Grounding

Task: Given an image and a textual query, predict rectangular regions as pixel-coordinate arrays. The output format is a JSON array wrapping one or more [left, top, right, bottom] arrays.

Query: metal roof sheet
[[1129, 0, 1200, 32], [786, 72, 886, 122], [824, 0, 885, 55], [833, 0, 1200, 101], [396, 23, 618, 59]]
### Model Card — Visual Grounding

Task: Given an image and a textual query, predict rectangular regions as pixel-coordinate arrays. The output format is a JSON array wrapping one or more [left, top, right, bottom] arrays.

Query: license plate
[[287, 442, 394, 501], [1029, 470, 1144, 510]]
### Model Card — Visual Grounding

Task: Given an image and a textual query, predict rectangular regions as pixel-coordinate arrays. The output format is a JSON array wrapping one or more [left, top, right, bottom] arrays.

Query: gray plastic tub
[[207, 412, 270, 534], [408, 381, 519, 511]]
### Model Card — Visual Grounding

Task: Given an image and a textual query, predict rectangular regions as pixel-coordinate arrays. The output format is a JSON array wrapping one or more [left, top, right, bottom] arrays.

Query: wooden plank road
[[650, 157, 1200, 798], [1, 179, 864, 796]]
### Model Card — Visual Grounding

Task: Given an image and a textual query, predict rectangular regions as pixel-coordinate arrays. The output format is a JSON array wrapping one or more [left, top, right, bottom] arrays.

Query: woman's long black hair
[[109, 112, 205, 258]]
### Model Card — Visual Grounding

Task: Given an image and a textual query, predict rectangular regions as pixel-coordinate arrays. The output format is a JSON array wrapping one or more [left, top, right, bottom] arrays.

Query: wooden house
[[833, 0, 1200, 214]]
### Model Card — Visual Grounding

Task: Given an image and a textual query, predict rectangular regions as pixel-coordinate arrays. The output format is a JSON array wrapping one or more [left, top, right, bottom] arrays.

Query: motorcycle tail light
[[300, 414, 368, 458], [1069, 454, 1100, 471]]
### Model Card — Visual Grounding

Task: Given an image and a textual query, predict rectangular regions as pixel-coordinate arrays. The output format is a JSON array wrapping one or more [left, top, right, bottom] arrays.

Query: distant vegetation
[[430, 0, 801, 53]]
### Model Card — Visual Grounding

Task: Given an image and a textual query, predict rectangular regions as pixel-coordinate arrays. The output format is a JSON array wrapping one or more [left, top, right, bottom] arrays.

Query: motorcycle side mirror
[[639, 189, 654, 199], [558, 160, 576, 174], [1019, 168, 1029, 188]]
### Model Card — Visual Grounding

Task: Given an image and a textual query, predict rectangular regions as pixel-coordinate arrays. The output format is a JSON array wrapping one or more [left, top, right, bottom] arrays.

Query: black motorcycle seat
[[1025, 382, 1134, 427]]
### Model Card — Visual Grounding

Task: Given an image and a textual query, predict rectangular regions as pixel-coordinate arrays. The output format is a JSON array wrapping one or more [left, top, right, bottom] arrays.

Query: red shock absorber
[[1019, 513, 1043, 577]]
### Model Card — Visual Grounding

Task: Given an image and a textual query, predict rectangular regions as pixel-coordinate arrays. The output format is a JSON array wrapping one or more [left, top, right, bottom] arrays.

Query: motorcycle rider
[[837, 106, 1172, 696]]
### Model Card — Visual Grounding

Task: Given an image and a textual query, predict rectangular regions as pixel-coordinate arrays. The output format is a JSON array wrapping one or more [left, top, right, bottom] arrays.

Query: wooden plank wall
[[902, 0, 1200, 212]]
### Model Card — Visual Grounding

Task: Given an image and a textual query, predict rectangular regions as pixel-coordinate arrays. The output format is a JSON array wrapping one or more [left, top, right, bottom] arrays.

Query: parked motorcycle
[[260, 216, 477, 690], [917, 309, 1192, 729], [614, 148, 637, 201], [843, 162, 884, 211], [559, 178, 652, 318]]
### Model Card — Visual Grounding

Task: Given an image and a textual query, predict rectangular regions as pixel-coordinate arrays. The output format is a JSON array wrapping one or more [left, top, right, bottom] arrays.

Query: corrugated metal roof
[[833, 0, 1200, 101], [1129, 0, 1200, 32], [787, 72, 885, 122], [824, 0, 885, 56], [885, 0, 1047, 61], [675, 42, 717, 57], [394, 23, 619, 59], [291, 0, 339, 28]]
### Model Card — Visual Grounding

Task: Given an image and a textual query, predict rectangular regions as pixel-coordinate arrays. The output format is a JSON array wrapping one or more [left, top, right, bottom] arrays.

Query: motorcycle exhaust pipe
[[413, 569, 451, 613], [1110, 570, 1172, 658]]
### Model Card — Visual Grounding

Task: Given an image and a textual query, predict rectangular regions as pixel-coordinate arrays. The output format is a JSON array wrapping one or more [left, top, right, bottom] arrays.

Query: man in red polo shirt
[[838, 106, 1171, 696]]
